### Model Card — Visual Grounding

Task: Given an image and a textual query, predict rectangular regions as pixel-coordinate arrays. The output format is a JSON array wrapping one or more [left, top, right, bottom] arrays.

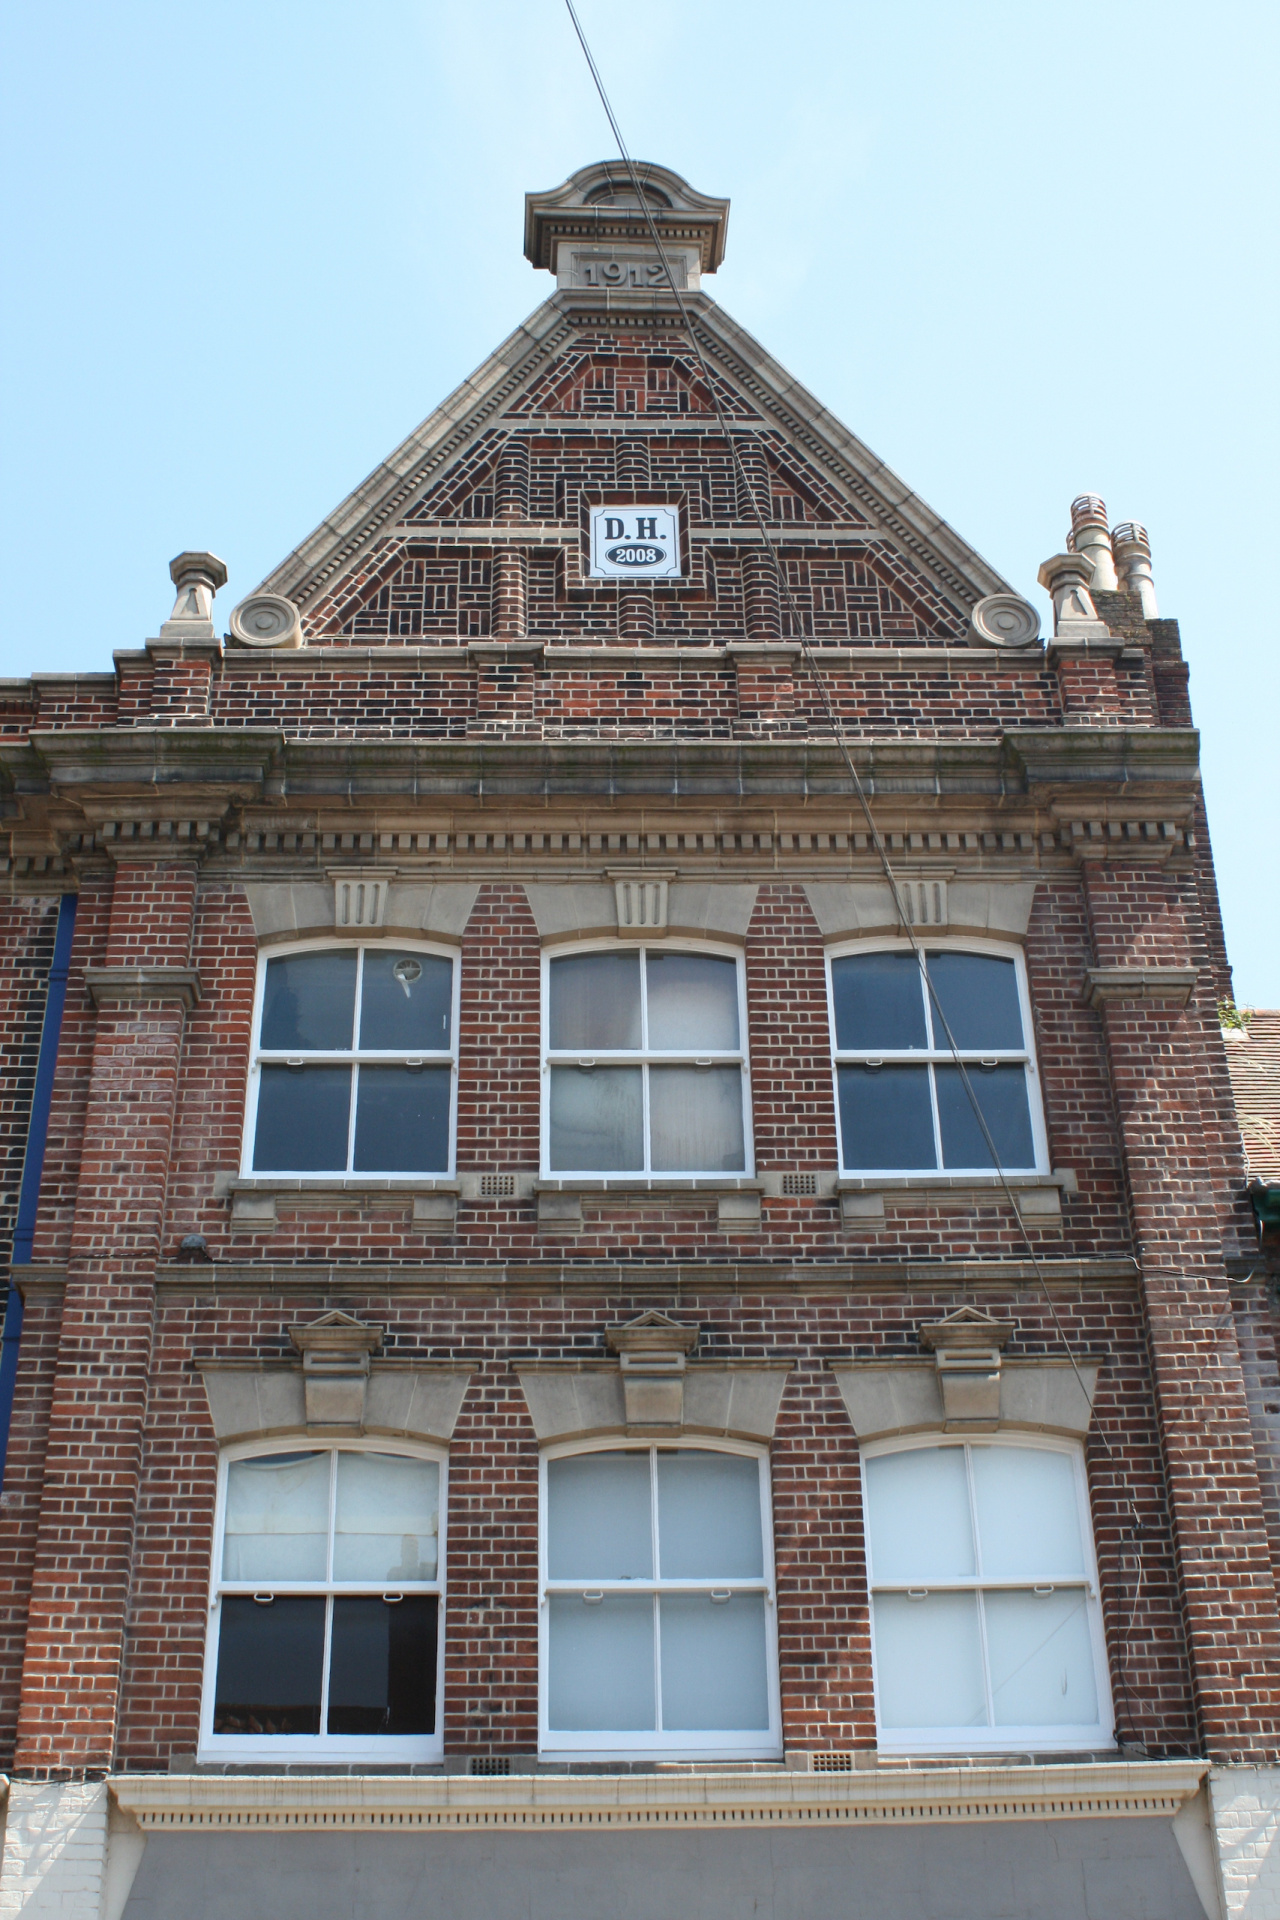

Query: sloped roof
[[1224, 1012, 1280, 1182]]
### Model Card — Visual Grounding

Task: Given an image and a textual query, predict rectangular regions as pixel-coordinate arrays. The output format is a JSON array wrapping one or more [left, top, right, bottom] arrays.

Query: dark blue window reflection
[[837, 1065, 936, 1170], [831, 952, 927, 1051], [261, 952, 357, 1050], [353, 1067, 451, 1173], [253, 1066, 351, 1171], [926, 953, 1023, 1050], [359, 951, 453, 1051], [935, 1065, 1035, 1170]]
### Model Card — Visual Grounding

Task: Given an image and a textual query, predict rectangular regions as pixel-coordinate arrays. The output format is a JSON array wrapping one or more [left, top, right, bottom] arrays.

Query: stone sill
[[837, 1170, 1076, 1230], [221, 1176, 459, 1237], [535, 1178, 763, 1194], [837, 1170, 1076, 1193]]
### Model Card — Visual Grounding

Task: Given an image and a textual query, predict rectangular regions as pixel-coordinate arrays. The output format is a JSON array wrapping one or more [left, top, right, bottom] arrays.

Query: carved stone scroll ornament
[[290, 1310, 383, 1427]]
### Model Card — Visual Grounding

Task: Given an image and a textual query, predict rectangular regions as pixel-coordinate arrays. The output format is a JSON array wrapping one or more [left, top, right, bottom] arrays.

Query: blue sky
[[2, 1, 1276, 999]]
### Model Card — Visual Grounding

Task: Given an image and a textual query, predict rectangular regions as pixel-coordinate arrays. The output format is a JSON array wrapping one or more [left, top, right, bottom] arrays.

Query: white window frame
[[538, 1435, 782, 1761], [241, 938, 461, 1178], [539, 939, 754, 1179], [825, 936, 1048, 1177], [862, 1432, 1113, 1755], [198, 1436, 447, 1764]]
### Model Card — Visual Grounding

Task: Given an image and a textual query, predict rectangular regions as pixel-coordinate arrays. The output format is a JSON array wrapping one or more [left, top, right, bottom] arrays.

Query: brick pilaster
[[12, 860, 198, 1774], [1083, 858, 1280, 1758]]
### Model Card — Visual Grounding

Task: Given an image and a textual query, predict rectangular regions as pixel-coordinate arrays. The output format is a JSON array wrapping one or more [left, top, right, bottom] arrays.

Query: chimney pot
[[1068, 495, 1119, 592], [1111, 521, 1158, 618]]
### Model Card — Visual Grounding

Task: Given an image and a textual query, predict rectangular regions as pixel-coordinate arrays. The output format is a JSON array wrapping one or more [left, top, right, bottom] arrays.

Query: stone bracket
[[84, 966, 202, 1009], [1083, 966, 1198, 1007]]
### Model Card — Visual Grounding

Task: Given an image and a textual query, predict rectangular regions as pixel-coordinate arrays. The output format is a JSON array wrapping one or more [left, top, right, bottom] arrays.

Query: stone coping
[[104, 1760, 1207, 1831]]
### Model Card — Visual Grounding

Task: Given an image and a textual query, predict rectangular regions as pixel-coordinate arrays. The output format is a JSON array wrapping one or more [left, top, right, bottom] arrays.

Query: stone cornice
[[151, 1256, 1143, 1294], [108, 1760, 1207, 1832]]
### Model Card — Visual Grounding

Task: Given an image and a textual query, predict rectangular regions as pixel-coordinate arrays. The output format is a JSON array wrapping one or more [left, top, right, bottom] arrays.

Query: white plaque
[[588, 505, 682, 580]]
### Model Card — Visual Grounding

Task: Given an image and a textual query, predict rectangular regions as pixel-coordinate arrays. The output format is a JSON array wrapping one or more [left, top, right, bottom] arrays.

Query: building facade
[[0, 161, 1276, 1918]]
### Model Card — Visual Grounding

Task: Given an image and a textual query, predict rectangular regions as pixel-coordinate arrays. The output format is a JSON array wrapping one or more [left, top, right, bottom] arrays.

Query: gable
[[255, 289, 1013, 649]]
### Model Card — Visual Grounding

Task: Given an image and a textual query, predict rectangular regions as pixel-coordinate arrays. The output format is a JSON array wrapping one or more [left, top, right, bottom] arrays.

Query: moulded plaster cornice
[[250, 288, 1017, 630], [109, 1761, 1208, 1831]]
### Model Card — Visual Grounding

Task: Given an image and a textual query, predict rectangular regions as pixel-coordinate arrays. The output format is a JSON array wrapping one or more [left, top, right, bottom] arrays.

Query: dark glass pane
[[212, 1595, 324, 1736], [936, 1064, 1036, 1169], [837, 1064, 936, 1170], [327, 1596, 437, 1736], [253, 1065, 351, 1172], [352, 1067, 450, 1172], [359, 950, 453, 1051], [926, 952, 1023, 1050], [549, 951, 641, 1049], [831, 952, 927, 1051], [261, 951, 357, 1051]]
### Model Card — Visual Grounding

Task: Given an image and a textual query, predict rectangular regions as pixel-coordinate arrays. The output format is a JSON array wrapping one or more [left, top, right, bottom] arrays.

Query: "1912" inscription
[[573, 257, 680, 290]]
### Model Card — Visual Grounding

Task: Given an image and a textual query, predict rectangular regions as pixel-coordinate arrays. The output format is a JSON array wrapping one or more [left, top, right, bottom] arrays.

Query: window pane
[[659, 1593, 769, 1731], [352, 1065, 451, 1173], [837, 1064, 935, 1170], [645, 953, 740, 1050], [253, 1065, 351, 1172], [260, 950, 357, 1051], [212, 1595, 325, 1736], [334, 1454, 440, 1582], [831, 952, 927, 1051], [223, 1453, 329, 1581], [985, 1589, 1098, 1727], [873, 1591, 986, 1729], [926, 952, 1023, 1051], [548, 1066, 643, 1171], [935, 1064, 1035, 1170], [327, 1596, 438, 1736], [549, 951, 641, 1049], [547, 1593, 655, 1730], [359, 950, 453, 1051], [649, 1066, 746, 1174], [864, 1448, 975, 1581], [657, 1452, 763, 1579], [970, 1448, 1085, 1580], [547, 1452, 653, 1580]]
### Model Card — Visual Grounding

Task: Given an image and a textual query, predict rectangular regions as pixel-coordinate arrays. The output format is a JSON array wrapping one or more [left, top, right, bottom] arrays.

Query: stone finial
[[160, 551, 228, 640], [1112, 521, 1158, 617], [918, 1307, 1015, 1431], [290, 1310, 383, 1428], [1068, 495, 1119, 592], [606, 1310, 699, 1430], [1037, 552, 1110, 639]]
